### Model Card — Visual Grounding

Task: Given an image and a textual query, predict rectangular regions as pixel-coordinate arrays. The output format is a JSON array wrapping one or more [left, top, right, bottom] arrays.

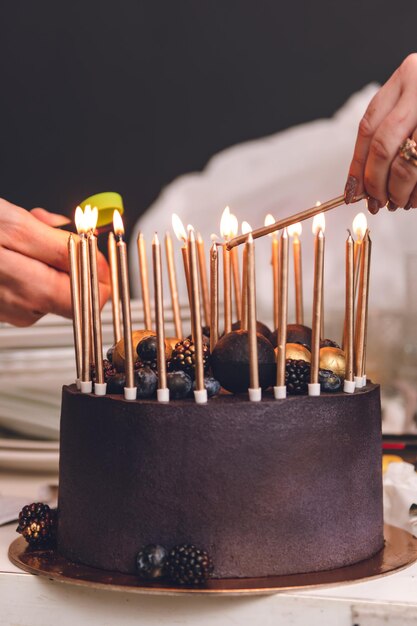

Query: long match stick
[[227, 193, 366, 249]]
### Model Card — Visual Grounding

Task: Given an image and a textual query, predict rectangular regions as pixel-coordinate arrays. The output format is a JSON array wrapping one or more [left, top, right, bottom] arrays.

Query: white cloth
[[130, 84, 417, 328], [384, 462, 417, 536]]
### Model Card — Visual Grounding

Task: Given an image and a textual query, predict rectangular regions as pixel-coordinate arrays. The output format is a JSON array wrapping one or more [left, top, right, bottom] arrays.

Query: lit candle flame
[[210, 233, 219, 242], [113, 209, 125, 237], [187, 224, 195, 235], [264, 213, 278, 237], [229, 213, 239, 238], [352, 212, 367, 241], [241, 221, 252, 235], [287, 222, 302, 237], [220, 206, 231, 240], [312, 212, 326, 235], [315, 200, 322, 207], [75, 206, 84, 234], [172, 213, 187, 243], [87, 206, 98, 233]]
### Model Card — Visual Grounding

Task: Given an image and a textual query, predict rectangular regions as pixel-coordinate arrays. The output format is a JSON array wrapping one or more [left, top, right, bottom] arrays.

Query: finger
[[364, 91, 417, 205], [0, 246, 110, 320], [345, 68, 402, 199], [387, 132, 417, 208], [405, 183, 417, 209], [31, 207, 71, 227], [0, 286, 44, 326]]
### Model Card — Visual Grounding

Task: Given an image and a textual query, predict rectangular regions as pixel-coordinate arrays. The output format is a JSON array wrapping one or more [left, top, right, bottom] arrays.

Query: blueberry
[[137, 336, 158, 361], [136, 544, 168, 579], [167, 371, 193, 399], [106, 373, 126, 394], [193, 376, 221, 398], [319, 369, 342, 392], [135, 366, 158, 399]]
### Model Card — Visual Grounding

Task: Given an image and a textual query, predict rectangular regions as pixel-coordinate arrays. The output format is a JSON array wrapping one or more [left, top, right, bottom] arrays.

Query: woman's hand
[[0, 198, 110, 326], [345, 53, 417, 214]]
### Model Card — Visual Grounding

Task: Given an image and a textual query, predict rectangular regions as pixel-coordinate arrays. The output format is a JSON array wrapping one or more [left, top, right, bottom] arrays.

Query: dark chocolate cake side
[[57, 384, 383, 579]]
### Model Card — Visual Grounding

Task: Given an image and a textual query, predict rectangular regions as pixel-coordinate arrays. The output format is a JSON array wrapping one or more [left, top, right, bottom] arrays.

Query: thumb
[[31, 207, 71, 227]]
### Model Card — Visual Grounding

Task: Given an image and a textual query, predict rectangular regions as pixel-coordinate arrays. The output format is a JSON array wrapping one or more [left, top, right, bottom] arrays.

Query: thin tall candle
[[247, 233, 261, 401], [108, 232, 122, 343], [165, 231, 183, 338], [68, 235, 82, 387], [172, 214, 192, 308], [275, 229, 289, 398], [309, 214, 325, 396], [220, 207, 233, 334], [228, 213, 241, 321], [210, 241, 219, 353], [89, 230, 106, 394], [114, 210, 135, 400], [188, 228, 207, 404], [137, 232, 152, 329], [152, 234, 169, 401], [354, 230, 371, 386], [265, 214, 279, 329], [240, 221, 252, 331], [343, 232, 355, 393], [197, 232, 211, 327], [288, 222, 303, 325]]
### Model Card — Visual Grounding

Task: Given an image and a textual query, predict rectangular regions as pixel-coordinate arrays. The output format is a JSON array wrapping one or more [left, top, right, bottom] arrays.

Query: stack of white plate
[[0, 300, 190, 440]]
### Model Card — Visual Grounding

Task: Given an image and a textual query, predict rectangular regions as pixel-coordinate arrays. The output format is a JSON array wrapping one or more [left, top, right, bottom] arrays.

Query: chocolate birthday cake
[[57, 379, 383, 579]]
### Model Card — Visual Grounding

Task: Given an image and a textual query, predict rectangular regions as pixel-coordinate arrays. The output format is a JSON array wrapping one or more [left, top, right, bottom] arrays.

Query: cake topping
[[16, 502, 57, 548], [136, 544, 168, 580], [166, 544, 214, 586]]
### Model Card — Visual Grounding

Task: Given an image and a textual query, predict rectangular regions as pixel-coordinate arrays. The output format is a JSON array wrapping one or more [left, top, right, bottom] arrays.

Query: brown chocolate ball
[[231, 320, 272, 342], [270, 324, 312, 350], [211, 330, 275, 393]]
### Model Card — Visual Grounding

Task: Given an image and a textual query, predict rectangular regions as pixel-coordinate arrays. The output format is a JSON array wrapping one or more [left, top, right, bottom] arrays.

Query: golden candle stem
[[230, 246, 242, 322], [247, 234, 259, 390], [310, 230, 325, 384], [272, 237, 279, 329], [210, 243, 219, 353], [276, 230, 289, 387], [188, 230, 205, 391], [241, 245, 248, 331], [108, 232, 122, 343], [68, 235, 82, 380], [88, 234, 104, 384], [355, 232, 371, 376], [137, 233, 152, 330], [165, 232, 183, 338], [345, 233, 354, 381], [293, 237, 304, 325], [152, 234, 167, 390], [117, 238, 135, 389], [223, 244, 232, 334], [79, 235, 91, 382], [197, 234, 211, 327]]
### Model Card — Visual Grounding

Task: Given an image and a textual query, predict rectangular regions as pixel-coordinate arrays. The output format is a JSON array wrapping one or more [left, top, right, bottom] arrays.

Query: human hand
[[345, 53, 417, 214], [0, 198, 110, 326]]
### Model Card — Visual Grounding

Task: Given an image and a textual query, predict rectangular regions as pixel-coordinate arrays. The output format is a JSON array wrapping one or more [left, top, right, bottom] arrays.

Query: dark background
[[1, 1, 416, 239]]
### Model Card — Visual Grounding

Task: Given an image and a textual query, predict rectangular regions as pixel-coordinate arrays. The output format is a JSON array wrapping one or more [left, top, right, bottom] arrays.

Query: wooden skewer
[[227, 194, 366, 249]]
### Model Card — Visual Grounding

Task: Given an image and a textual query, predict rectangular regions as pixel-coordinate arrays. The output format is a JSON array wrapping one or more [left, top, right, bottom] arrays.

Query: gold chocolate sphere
[[319, 347, 346, 378], [274, 343, 311, 363], [113, 330, 156, 371]]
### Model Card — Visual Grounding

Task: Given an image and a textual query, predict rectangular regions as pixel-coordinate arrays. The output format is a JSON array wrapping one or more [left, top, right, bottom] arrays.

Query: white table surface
[[2, 470, 417, 626]]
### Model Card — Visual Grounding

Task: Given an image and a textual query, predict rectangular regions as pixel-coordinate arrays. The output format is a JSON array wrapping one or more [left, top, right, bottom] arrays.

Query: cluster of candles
[[67, 201, 371, 403]]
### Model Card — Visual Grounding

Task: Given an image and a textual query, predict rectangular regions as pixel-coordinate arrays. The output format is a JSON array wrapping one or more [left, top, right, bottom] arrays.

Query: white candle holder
[[308, 383, 321, 397], [274, 385, 287, 399], [124, 387, 137, 401], [248, 387, 262, 402], [94, 382, 107, 396], [157, 388, 170, 403], [80, 381, 92, 394], [76, 378, 81, 390], [343, 379, 356, 394], [354, 376, 364, 389], [194, 389, 208, 404], [362, 374, 367, 386]]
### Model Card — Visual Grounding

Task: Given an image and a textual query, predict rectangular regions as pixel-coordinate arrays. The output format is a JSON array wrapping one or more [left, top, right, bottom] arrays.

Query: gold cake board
[[8, 525, 417, 597]]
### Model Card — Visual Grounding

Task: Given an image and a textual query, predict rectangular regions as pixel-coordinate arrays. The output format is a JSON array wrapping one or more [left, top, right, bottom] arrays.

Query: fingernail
[[387, 200, 398, 212], [404, 202, 412, 211], [344, 176, 358, 203], [367, 197, 380, 214]]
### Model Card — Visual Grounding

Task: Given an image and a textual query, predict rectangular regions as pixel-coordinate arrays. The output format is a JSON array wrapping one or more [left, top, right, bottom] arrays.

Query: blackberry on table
[[285, 359, 311, 395], [16, 502, 57, 547], [166, 544, 214, 586]]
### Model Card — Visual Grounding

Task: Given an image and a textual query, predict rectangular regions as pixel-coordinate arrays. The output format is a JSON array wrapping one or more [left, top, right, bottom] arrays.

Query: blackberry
[[285, 359, 310, 395], [136, 544, 168, 579], [16, 502, 57, 547], [166, 544, 214, 586], [169, 339, 210, 380], [90, 359, 116, 382]]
